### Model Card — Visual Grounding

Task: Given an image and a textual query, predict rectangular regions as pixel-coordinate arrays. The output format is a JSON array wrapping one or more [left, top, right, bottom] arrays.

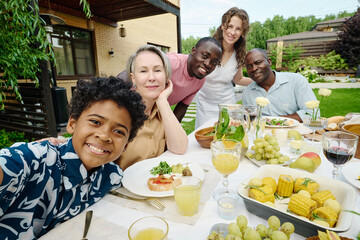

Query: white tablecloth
[[41, 119, 360, 240]]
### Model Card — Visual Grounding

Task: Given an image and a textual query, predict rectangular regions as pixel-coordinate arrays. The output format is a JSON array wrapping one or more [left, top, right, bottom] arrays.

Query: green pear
[[289, 157, 316, 172], [287, 130, 302, 140]]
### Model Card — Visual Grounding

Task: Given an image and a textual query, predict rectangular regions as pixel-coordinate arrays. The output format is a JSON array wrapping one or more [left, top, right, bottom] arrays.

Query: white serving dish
[[237, 165, 356, 237]]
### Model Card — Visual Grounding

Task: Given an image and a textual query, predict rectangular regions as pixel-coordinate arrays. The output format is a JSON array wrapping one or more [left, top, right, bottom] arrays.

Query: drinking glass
[[243, 105, 257, 133], [173, 176, 201, 216], [303, 114, 327, 141], [128, 216, 168, 240], [211, 139, 241, 200], [322, 131, 358, 179]]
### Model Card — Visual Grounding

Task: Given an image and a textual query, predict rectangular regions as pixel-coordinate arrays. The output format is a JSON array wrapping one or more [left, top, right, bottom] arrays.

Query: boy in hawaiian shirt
[[0, 77, 147, 239]]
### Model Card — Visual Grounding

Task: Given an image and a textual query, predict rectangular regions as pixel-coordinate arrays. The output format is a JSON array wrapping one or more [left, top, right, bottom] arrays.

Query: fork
[[109, 190, 166, 211]]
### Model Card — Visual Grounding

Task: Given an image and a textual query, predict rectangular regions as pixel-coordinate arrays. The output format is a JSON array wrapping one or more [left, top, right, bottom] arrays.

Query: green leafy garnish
[[205, 130, 215, 136], [311, 212, 334, 222], [215, 108, 245, 142], [216, 108, 230, 139], [266, 118, 286, 126], [150, 161, 172, 175], [232, 125, 245, 141], [274, 192, 289, 200], [246, 185, 267, 195], [301, 177, 316, 187], [344, 210, 360, 216]]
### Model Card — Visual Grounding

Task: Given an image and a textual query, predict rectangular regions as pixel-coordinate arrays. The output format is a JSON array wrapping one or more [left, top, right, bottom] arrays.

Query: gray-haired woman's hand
[[157, 79, 173, 102]]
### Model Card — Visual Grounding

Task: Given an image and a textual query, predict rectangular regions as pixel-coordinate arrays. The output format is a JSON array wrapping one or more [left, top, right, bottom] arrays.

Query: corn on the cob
[[262, 177, 277, 194], [311, 190, 335, 207], [249, 186, 275, 203], [311, 206, 338, 227], [294, 177, 320, 195], [288, 193, 317, 218], [276, 175, 294, 197]]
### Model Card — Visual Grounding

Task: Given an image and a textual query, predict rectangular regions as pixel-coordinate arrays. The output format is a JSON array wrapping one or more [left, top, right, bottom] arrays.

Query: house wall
[[40, 6, 179, 102]]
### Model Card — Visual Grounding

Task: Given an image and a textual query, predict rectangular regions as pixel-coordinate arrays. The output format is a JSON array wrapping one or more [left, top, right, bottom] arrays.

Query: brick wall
[[40, 8, 178, 101]]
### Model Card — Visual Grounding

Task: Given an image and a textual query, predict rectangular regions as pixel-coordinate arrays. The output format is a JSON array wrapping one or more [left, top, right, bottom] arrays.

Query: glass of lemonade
[[173, 176, 202, 216], [211, 139, 241, 200], [128, 216, 168, 240]]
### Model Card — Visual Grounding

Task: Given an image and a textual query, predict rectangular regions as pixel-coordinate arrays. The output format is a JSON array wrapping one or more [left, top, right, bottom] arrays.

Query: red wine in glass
[[249, 114, 256, 123], [323, 146, 353, 165]]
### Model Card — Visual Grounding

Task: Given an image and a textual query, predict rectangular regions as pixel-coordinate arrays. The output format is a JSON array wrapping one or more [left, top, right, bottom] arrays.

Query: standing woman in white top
[[195, 7, 253, 128]]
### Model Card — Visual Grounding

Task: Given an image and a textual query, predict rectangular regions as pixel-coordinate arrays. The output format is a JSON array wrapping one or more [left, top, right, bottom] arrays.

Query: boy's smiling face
[[66, 100, 132, 171]]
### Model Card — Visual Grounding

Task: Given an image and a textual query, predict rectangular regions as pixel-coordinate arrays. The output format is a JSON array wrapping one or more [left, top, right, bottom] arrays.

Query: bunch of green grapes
[[245, 135, 290, 164], [171, 163, 185, 174], [208, 215, 295, 240]]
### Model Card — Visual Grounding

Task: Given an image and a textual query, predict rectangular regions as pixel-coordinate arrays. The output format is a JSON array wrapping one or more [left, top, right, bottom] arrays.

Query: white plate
[[122, 157, 205, 197], [237, 165, 356, 236], [264, 116, 299, 128], [342, 161, 360, 189]]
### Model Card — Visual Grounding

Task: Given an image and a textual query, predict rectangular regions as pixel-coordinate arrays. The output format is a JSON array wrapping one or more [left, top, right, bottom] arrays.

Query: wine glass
[[322, 131, 358, 179], [211, 139, 241, 200], [243, 105, 257, 134]]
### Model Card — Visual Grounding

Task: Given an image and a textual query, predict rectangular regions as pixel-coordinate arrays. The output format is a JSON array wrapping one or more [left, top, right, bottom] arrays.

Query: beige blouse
[[117, 104, 166, 170]]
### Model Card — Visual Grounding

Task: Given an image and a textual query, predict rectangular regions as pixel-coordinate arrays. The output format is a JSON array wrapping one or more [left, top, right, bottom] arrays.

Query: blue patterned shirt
[[242, 71, 318, 121], [0, 139, 123, 239]]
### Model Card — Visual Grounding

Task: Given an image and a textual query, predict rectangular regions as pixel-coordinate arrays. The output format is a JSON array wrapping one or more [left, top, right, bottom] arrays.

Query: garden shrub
[[268, 43, 304, 69], [288, 51, 349, 72], [299, 67, 326, 83], [0, 129, 29, 149]]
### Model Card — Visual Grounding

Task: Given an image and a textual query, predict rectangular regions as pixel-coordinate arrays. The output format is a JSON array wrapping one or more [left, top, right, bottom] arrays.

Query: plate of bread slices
[[122, 157, 205, 197], [325, 116, 346, 131]]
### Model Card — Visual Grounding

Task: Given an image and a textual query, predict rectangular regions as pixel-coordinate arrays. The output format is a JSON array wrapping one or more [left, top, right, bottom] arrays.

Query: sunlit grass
[[313, 88, 360, 117]]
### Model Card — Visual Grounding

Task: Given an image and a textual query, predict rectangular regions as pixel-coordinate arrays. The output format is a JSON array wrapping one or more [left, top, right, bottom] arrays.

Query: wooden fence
[[297, 41, 337, 58], [267, 40, 337, 59], [0, 62, 58, 140], [267, 40, 357, 74]]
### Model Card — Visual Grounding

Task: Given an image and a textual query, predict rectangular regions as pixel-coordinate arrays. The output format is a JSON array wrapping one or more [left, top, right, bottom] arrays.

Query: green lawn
[[313, 88, 360, 117], [179, 88, 360, 135], [182, 119, 196, 135]]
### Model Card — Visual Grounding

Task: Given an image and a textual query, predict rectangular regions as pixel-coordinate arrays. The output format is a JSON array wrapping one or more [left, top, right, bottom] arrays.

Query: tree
[[181, 36, 200, 54], [0, 0, 91, 109], [246, 11, 355, 51], [208, 26, 216, 37], [334, 8, 360, 69]]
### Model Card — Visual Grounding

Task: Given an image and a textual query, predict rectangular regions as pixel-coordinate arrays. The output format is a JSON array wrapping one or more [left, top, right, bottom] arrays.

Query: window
[[51, 26, 95, 79], [148, 43, 170, 53]]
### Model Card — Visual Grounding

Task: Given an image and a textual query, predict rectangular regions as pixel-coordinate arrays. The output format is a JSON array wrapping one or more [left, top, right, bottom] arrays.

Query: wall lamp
[[109, 48, 114, 57], [119, 24, 126, 37]]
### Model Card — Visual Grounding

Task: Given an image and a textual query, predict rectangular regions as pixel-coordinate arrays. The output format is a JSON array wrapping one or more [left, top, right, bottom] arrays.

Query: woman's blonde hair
[[126, 44, 171, 80]]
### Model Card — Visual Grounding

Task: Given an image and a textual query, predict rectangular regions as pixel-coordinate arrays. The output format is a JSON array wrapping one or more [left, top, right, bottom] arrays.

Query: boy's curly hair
[[69, 77, 147, 142]]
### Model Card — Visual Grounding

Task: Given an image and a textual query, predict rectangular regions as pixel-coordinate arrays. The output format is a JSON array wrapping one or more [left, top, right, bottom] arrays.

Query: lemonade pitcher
[[214, 104, 249, 155]]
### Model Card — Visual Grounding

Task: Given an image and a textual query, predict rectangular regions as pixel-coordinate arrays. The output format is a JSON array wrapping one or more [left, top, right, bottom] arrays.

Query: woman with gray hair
[[116, 45, 188, 170]]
